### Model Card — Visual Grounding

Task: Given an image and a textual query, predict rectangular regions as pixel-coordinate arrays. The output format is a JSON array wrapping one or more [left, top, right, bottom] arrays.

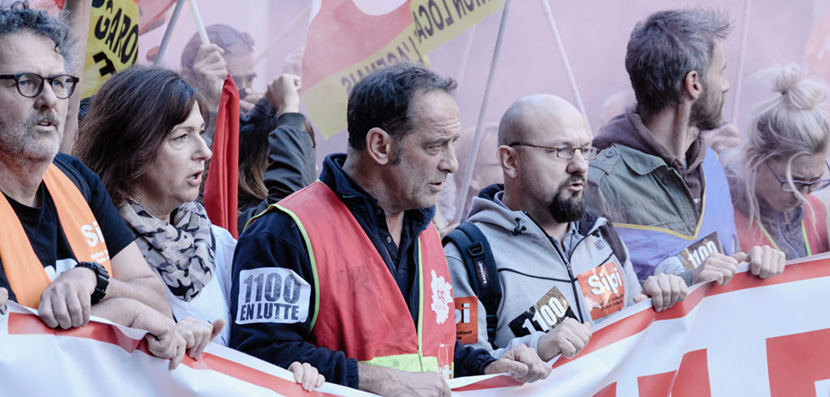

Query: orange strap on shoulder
[[0, 164, 111, 308]]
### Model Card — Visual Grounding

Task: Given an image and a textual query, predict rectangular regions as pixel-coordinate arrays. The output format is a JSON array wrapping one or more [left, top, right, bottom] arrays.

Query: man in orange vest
[[0, 2, 184, 368], [231, 63, 551, 395]]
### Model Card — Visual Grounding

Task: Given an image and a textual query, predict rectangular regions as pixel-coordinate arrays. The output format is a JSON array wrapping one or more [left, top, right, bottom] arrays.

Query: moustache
[[560, 174, 587, 189], [26, 112, 61, 129]]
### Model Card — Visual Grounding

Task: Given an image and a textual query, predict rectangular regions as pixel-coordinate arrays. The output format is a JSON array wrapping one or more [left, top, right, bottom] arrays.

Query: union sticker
[[576, 262, 626, 321], [454, 296, 478, 344], [430, 270, 453, 325], [235, 268, 311, 325]]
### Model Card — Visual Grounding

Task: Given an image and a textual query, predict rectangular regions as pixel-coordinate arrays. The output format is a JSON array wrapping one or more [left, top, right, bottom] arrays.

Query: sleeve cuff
[[276, 112, 307, 130], [474, 353, 498, 376], [345, 357, 360, 389], [680, 269, 694, 286]]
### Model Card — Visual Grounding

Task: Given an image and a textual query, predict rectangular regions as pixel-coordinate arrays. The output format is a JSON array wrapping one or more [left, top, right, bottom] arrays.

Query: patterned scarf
[[119, 200, 215, 302]]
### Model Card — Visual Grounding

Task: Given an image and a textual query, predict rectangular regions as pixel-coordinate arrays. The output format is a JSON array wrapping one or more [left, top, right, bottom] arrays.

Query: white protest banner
[[2, 255, 829, 395], [0, 304, 371, 396], [449, 254, 830, 396]]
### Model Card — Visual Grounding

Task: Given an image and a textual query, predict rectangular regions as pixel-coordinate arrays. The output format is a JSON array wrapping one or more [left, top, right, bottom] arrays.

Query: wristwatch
[[75, 261, 109, 305]]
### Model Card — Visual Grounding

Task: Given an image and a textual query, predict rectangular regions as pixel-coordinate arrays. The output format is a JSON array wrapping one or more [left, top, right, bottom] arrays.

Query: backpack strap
[[580, 212, 628, 265], [443, 222, 502, 348]]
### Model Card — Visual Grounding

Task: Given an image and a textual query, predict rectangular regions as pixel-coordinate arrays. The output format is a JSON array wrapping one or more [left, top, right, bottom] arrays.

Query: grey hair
[[0, 2, 74, 70], [625, 8, 731, 120], [739, 64, 830, 226]]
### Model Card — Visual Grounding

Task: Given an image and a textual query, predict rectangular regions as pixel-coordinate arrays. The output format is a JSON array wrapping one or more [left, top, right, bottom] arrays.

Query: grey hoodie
[[445, 188, 641, 357]]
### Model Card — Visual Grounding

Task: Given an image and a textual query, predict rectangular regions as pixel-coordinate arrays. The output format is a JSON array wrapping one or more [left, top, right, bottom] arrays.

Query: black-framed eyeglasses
[[764, 159, 830, 193], [508, 142, 599, 160], [0, 73, 79, 99]]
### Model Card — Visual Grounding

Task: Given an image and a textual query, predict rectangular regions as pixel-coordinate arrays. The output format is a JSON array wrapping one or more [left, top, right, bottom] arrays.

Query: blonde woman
[[725, 64, 830, 259]]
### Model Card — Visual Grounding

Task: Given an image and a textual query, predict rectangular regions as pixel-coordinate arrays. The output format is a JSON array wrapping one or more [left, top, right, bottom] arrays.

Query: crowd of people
[[0, 1, 826, 395]]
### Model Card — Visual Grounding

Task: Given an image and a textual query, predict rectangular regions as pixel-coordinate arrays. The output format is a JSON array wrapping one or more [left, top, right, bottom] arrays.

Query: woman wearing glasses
[[725, 64, 830, 259]]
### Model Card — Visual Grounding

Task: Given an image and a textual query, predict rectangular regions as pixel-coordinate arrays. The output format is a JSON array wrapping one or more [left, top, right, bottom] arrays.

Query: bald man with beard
[[445, 95, 687, 362]]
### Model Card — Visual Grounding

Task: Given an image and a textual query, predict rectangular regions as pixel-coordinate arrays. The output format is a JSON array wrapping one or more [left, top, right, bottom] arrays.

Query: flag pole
[[455, 25, 478, 88], [152, 0, 187, 67], [731, 0, 753, 124], [539, 0, 591, 137], [453, 0, 512, 223], [188, 0, 210, 45]]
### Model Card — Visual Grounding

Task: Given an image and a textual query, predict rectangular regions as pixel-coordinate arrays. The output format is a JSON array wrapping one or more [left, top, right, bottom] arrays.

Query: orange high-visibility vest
[[0, 164, 112, 307], [254, 181, 456, 375], [733, 194, 830, 257]]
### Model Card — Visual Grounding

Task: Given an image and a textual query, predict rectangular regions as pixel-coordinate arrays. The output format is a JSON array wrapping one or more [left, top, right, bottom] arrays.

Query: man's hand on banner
[[636, 273, 688, 312], [176, 317, 225, 360], [0, 287, 7, 315], [690, 252, 739, 286], [38, 266, 96, 329], [266, 74, 302, 116], [357, 362, 452, 396], [734, 246, 786, 279], [484, 344, 552, 383], [288, 361, 326, 392], [537, 318, 592, 361], [192, 44, 229, 112]]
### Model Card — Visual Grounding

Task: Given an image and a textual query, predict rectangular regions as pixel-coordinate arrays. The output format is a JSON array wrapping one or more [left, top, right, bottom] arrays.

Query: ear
[[684, 70, 703, 101], [497, 145, 518, 179], [365, 127, 395, 165]]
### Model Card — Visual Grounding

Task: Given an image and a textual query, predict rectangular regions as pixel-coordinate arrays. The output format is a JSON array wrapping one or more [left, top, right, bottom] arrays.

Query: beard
[[547, 176, 586, 223], [0, 111, 61, 164], [689, 83, 724, 131]]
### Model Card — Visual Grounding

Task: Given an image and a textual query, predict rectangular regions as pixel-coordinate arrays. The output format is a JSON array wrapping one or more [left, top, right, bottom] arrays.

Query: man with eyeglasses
[[586, 9, 785, 287], [0, 2, 187, 368], [444, 94, 687, 362]]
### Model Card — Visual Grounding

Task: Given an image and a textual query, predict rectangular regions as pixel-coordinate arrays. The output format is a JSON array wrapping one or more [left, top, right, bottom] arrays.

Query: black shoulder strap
[[580, 212, 628, 265], [442, 222, 501, 348], [598, 222, 628, 265]]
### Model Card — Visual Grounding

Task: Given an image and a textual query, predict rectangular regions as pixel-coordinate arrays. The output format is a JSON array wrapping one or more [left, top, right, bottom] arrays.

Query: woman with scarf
[[724, 64, 830, 259], [76, 66, 323, 390]]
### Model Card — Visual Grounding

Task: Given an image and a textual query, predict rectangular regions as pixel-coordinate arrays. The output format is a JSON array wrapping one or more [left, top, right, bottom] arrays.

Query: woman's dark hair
[[76, 66, 208, 207]]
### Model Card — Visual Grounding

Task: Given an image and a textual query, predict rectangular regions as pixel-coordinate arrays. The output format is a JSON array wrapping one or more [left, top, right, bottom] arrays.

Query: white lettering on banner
[[235, 268, 310, 325]]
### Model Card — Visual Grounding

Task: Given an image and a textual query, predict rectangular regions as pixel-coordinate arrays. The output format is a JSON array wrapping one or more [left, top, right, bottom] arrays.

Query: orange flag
[[203, 76, 239, 237]]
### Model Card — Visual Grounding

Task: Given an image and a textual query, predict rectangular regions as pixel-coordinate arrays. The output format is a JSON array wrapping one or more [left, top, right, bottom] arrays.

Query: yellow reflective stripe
[[755, 220, 781, 252], [801, 221, 812, 257], [756, 217, 813, 256], [416, 236, 426, 370], [614, 183, 708, 241], [361, 354, 440, 373], [612, 222, 700, 240], [275, 203, 321, 331]]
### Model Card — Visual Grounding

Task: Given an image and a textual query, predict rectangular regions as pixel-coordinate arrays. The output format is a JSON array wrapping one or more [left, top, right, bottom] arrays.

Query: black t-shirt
[[0, 153, 134, 302]]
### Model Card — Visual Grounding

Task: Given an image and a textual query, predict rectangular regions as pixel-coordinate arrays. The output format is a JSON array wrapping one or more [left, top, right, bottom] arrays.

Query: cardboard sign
[[577, 261, 625, 321], [509, 286, 575, 337], [676, 231, 724, 271], [454, 296, 479, 344]]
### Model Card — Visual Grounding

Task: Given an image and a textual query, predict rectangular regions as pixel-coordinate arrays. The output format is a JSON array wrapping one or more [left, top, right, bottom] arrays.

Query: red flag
[[203, 76, 239, 238]]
